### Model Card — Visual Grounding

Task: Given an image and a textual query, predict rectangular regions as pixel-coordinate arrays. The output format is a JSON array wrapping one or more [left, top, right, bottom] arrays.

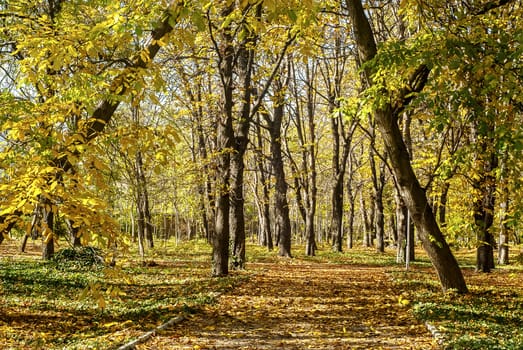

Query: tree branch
[[82, 3, 181, 142], [474, 0, 515, 15], [392, 64, 430, 116]]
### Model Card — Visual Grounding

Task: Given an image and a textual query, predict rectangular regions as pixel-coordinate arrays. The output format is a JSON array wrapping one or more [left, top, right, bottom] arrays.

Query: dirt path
[[137, 261, 438, 349]]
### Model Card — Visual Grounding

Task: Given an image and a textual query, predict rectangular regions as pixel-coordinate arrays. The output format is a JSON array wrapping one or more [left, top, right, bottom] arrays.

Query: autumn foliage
[[1, 1, 523, 349]]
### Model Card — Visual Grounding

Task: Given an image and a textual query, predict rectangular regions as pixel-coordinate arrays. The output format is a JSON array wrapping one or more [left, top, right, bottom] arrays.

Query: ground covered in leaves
[[1, 239, 522, 349], [139, 261, 437, 349], [0, 239, 246, 349]]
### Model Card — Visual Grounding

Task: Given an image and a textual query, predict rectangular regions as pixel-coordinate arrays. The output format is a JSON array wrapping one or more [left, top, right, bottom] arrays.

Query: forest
[[1, 0, 523, 349]]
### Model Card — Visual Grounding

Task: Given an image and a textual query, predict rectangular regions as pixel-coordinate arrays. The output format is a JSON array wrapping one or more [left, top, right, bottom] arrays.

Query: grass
[[390, 247, 523, 350], [248, 241, 405, 266], [0, 238, 248, 349], [1, 238, 522, 349]]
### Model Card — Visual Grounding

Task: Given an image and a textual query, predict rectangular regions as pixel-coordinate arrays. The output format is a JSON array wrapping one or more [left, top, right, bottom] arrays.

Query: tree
[[202, 1, 298, 273], [400, 0, 523, 271], [268, 73, 293, 258], [346, 0, 468, 292], [0, 0, 183, 257], [287, 59, 318, 256], [252, 122, 273, 250], [315, 6, 358, 253]]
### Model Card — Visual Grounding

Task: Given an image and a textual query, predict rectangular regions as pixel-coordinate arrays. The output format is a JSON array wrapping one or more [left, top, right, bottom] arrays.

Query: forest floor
[[1, 239, 522, 349], [135, 260, 439, 350]]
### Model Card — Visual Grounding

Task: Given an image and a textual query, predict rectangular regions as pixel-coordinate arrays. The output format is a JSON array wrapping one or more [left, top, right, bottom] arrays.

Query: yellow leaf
[[398, 296, 410, 306], [98, 295, 106, 309]]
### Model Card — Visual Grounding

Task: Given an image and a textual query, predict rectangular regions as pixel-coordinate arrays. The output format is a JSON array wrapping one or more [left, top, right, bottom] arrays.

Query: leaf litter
[[137, 261, 439, 349]]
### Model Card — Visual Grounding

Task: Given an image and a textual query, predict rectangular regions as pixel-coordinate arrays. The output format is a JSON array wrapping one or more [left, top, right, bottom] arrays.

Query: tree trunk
[[66, 219, 82, 247], [21, 207, 39, 253], [347, 0, 467, 293], [254, 124, 273, 250], [262, 200, 273, 251], [271, 112, 292, 258], [213, 176, 230, 277], [328, 90, 352, 253], [471, 118, 497, 272], [389, 208, 398, 246], [212, 106, 234, 275], [228, 19, 257, 270], [498, 218, 510, 265], [498, 158, 510, 265], [288, 63, 319, 257], [305, 212, 315, 256], [401, 108, 415, 262], [331, 172, 345, 252], [438, 182, 451, 227], [194, 85, 214, 243], [230, 151, 247, 269], [375, 161, 386, 253], [346, 148, 356, 249], [375, 191, 385, 253], [42, 204, 54, 260], [304, 66, 318, 257], [210, 3, 237, 276], [360, 190, 372, 247], [473, 156, 497, 272], [136, 202, 145, 261], [135, 150, 153, 250], [378, 106, 467, 291], [396, 193, 407, 263], [346, 174, 355, 249]]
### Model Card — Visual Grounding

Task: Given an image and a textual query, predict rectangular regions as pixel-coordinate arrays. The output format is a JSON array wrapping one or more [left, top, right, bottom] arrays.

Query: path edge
[[425, 321, 446, 346], [115, 314, 185, 350]]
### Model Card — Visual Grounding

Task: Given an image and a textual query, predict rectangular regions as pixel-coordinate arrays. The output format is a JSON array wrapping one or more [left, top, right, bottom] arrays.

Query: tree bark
[[360, 190, 372, 247], [378, 105, 466, 291], [230, 151, 247, 269], [470, 114, 498, 272], [498, 155, 510, 265], [347, 0, 467, 293], [346, 152, 356, 249], [438, 182, 450, 227], [135, 150, 154, 250], [210, 3, 236, 276], [395, 192, 407, 263], [66, 219, 82, 247], [270, 101, 292, 258], [288, 61, 318, 257], [304, 67, 318, 257], [331, 170, 345, 252], [322, 32, 351, 253], [254, 124, 274, 250], [473, 152, 497, 272], [42, 203, 54, 260], [229, 31, 255, 269], [375, 160, 386, 253]]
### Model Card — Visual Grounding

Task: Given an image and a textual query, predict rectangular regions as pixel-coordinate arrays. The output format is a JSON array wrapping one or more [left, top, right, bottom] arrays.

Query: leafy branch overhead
[[0, 0, 522, 298]]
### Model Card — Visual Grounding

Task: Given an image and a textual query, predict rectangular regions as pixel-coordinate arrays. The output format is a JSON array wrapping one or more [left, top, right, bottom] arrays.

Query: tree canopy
[[1, 0, 522, 292]]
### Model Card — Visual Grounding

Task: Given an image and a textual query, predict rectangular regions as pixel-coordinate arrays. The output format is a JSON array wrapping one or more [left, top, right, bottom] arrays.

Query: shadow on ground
[[138, 261, 438, 349]]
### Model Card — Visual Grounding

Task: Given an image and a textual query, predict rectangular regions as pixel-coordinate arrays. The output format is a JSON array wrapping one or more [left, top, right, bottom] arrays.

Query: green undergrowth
[[2, 238, 522, 349], [0, 239, 249, 349], [247, 241, 420, 267], [391, 249, 523, 350]]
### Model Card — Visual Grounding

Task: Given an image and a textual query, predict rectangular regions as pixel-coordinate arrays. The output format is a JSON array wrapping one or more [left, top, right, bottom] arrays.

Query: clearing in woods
[[136, 261, 438, 349], [1, 240, 443, 349]]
